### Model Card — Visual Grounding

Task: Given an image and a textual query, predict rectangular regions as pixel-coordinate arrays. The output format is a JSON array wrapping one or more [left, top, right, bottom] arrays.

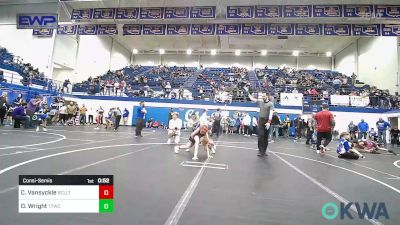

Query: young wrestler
[[174, 125, 215, 160], [353, 139, 381, 154], [94, 107, 104, 130], [337, 132, 365, 159], [104, 108, 113, 129], [36, 108, 48, 132]]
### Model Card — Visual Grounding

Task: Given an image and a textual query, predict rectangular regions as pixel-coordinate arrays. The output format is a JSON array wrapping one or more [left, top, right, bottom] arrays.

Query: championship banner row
[[70, 5, 400, 20], [227, 5, 400, 19], [52, 23, 400, 37], [71, 7, 216, 20]]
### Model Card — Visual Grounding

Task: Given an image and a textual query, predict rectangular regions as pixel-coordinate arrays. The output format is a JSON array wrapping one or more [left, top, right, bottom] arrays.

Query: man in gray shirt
[[113, 107, 122, 131], [248, 92, 274, 157]]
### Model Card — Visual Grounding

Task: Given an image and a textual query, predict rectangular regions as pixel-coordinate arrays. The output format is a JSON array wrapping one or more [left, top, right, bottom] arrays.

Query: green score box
[[99, 199, 114, 213]]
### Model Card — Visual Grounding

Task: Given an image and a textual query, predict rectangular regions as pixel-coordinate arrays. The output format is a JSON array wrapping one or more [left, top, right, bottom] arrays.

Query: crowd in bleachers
[[0, 47, 52, 88], [255, 66, 399, 108], [192, 67, 253, 103], [2, 45, 400, 109], [73, 64, 195, 98]]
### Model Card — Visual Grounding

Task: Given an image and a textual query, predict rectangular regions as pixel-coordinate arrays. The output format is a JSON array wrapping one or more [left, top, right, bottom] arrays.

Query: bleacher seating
[[1, 45, 399, 108]]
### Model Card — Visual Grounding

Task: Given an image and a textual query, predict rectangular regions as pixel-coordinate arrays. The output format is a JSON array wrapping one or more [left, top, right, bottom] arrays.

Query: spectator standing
[[314, 104, 335, 153], [135, 101, 146, 137], [305, 114, 316, 145], [123, 108, 129, 125], [294, 116, 303, 140], [348, 121, 358, 140], [88, 107, 94, 124], [269, 112, 280, 142], [113, 107, 122, 131], [358, 119, 369, 139], [0, 93, 7, 126], [242, 113, 251, 137], [252, 115, 258, 136], [376, 118, 390, 146], [79, 104, 87, 125], [58, 104, 67, 125], [390, 127, 400, 146], [66, 102, 75, 125]]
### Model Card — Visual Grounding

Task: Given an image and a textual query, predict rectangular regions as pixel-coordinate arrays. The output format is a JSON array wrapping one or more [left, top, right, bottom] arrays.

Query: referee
[[248, 91, 274, 157]]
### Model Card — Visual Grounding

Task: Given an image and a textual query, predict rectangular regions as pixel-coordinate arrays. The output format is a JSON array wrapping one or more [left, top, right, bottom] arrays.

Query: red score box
[[99, 185, 114, 199]]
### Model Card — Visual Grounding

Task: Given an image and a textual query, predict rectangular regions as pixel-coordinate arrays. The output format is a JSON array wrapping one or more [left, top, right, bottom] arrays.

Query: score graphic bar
[[18, 175, 114, 213]]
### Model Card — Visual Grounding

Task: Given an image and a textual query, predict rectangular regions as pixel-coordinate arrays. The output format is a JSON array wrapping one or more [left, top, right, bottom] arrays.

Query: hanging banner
[[115, 8, 139, 19], [165, 7, 189, 19], [190, 6, 216, 18], [295, 24, 322, 35], [255, 5, 282, 18], [57, 24, 77, 35], [77, 24, 98, 35], [350, 96, 370, 107], [32, 28, 53, 37], [381, 24, 400, 36], [268, 24, 294, 35], [352, 24, 381, 36], [142, 24, 166, 35], [283, 5, 312, 17], [330, 95, 350, 106], [190, 24, 215, 35], [280, 93, 303, 106], [375, 5, 400, 18], [97, 24, 118, 35], [123, 24, 141, 35], [303, 98, 329, 112], [140, 7, 164, 19], [166, 24, 190, 35], [242, 24, 267, 35], [313, 5, 342, 17], [71, 9, 93, 20], [227, 6, 254, 18], [323, 24, 351, 36], [216, 24, 241, 35], [344, 5, 373, 17], [93, 8, 115, 19]]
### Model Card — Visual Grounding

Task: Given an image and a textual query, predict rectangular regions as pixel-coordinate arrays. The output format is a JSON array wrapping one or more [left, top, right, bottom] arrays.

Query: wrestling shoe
[[174, 146, 179, 153]]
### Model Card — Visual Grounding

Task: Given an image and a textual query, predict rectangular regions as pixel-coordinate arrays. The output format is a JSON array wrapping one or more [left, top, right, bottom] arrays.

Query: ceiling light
[[210, 49, 216, 55], [235, 50, 241, 56], [186, 49, 192, 55], [132, 49, 138, 54], [326, 51, 332, 57], [159, 49, 165, 54], [261, 50, 267, 56], [293, 50, 299, 56]]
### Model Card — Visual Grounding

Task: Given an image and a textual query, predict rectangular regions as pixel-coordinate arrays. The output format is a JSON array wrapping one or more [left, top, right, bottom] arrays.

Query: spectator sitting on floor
[[146, 118, 153, 128], [12, 102, 30, 128], [152, 120, 159, 129]]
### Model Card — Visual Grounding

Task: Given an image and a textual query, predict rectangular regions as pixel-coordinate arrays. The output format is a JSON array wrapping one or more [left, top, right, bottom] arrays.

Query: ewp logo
[[17, 14, 58, 29], [322, 202, 389, 220]]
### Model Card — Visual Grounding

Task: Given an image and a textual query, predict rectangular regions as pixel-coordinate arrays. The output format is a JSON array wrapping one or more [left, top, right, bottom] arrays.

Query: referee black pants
[[258, 117, 269, 155], [135, 118, 144, 136]]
